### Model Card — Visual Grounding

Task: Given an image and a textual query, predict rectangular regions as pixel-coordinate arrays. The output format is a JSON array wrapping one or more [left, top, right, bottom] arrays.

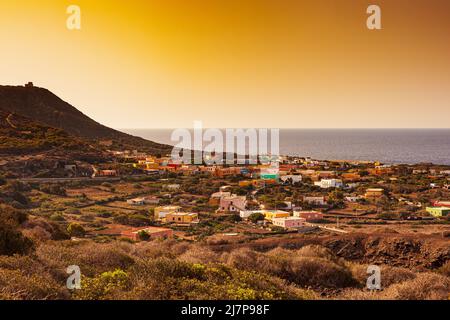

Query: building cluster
[[237, 209, 325, 230]]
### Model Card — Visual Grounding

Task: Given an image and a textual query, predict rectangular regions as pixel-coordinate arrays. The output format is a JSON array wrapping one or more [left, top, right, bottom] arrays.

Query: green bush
[[67, 223, 86, 237]]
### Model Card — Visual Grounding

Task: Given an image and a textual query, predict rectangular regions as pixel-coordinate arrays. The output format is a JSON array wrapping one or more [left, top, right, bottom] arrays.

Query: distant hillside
[[0, 84, 172, 154], [0, 110, 97, 154]]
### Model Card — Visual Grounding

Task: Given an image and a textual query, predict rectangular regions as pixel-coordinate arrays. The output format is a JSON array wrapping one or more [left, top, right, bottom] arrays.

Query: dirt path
[[6, 113, 17, 129]]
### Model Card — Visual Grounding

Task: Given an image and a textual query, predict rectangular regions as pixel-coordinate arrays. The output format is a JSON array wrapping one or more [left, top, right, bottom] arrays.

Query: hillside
[[0, 110, 96, 155], [0, 84, 172, 154]]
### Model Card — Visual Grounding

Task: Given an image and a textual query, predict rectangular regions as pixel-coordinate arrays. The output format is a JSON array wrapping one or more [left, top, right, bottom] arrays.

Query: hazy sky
[[1, 0, 450, 129]]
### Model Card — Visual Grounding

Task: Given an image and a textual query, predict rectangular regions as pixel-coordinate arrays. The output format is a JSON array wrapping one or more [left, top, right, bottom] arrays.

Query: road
[[305, 222, 349, 234], [18, 177, 121, 183]]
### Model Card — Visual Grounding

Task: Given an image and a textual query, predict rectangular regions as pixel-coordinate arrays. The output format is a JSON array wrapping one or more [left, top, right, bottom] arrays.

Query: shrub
[[248, 212, 265, 223], [0, 269, 68, 300], [137, 231, 150, 241], [50, 213, 65, 222], [67, 223, 86, 237], [0, 205, 33, 255], [382, 273, 450, 300], [438, 261, 450, 277], [74, 269, 129, 300]]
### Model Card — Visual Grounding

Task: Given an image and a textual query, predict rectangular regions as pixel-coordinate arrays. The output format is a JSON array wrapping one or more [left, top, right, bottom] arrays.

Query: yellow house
[[263, 210, 290, 222], [133, 157, 159, 170], [165, 212, 199, 224], [154, 205, 181, 220], [426, 207, 450, 218]]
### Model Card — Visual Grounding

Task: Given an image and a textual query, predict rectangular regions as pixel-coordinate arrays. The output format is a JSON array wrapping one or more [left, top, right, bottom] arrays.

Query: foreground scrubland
[[0, 237, 449, 300]]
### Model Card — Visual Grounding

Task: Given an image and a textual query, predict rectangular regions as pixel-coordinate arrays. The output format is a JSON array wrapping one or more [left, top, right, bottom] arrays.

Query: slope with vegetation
[[0, 85, 172, 154]]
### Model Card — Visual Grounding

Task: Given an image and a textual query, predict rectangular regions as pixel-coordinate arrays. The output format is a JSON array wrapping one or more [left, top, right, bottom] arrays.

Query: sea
[[122, 129, 450, 165]]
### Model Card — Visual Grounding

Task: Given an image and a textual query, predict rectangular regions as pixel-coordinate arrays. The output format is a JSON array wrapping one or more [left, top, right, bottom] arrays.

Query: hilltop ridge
[[0, 84, 171, 154]]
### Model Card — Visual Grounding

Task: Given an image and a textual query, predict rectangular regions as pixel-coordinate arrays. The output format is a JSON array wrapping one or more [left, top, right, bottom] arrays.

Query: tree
[[0, 205, 33, 255], [248, 212, 265, 224], [138, 230, 150, 241], [67, 223, 85, 237]]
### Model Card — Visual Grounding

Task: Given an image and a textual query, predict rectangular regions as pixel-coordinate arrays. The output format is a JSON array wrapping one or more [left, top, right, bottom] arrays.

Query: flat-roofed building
[[154, 205, 181, 220], [426, 207, 450, 217], [272, 217, 306, 229], [293, 210, 324, 222], [263, 210, 290, 222], [165, 212, 199, 224], [365, 188, 384, 198]]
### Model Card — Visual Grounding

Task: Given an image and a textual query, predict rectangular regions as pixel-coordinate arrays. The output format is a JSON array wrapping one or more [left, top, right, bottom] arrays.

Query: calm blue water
[[123, 129, 450, 165]]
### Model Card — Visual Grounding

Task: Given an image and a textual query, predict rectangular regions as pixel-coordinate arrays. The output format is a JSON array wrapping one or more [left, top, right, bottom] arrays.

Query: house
[[143, 196, 160, 205], [272, 217, 306, 229], [239, 210, 263, 219], [365, 188, 384, 198], [303, 196, 326, 206], [368, 166, 393, 176], [432, 201, 450, 208], [127, 197, 146, 206], [154, 205, 181, 220], [92, 168, 118, 178], [209, 191, 232, 205], [426, 207, 450, 218], [280, 175, 302, 184], [341, 173, 361, 182], [121, 226, 173, 241], [259, 164, 280, 180], [179, 165, 199, 175], [133, 157, 159, 170], [214, 167, 241, 177], [199, 166, 217, 173], [260, 173, 279, 180], [218, 195, 247, 212], [293, 210, 324, 222], [314, 179, 343, 189], [309, 171, 336, 181], [164, 184, 181, 191], [345, 196, 361, 203], [263, 210, 290, 222], [165, 212, 199, 224], [127, 196, 160, 206]]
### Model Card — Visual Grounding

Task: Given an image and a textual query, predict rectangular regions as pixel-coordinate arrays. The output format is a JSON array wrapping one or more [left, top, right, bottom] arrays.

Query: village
[[13, 149, 449, 245]]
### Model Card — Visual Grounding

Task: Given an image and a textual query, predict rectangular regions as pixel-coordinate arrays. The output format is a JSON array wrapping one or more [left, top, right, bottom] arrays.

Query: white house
[[127, 197, 146, 205], [345, 196, 361, 202], [303, 196, 326, 206], [280, 175, 302, 184], [314, 179, 343, 189], [239, 210, 263, 219]]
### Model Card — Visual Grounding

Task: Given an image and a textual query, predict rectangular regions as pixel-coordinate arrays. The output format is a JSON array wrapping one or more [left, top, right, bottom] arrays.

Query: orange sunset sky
[[0, 0, 449, 129]]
